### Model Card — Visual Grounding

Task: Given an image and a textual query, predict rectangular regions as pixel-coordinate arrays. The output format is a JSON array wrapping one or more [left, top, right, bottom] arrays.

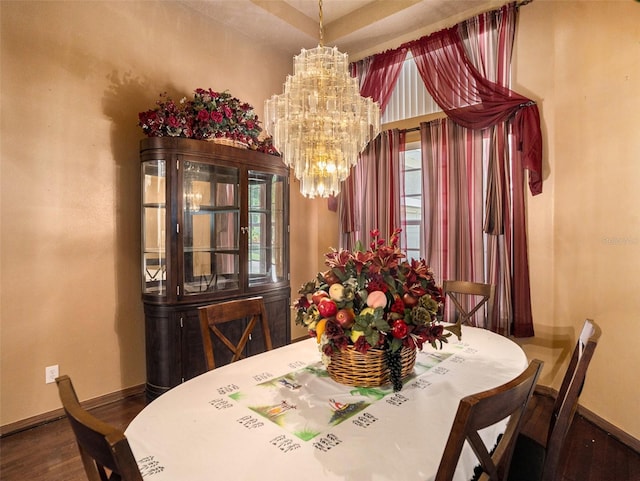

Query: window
[[382, 55, 439, 260], [401, 143, 422, 260]]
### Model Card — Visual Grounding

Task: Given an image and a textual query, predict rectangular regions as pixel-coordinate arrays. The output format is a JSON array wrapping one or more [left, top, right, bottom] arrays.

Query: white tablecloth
[[126, 326, 527, 481]]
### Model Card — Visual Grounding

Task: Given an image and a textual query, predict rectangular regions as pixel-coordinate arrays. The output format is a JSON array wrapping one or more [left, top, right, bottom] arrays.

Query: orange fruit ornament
[[316, 318, 328, 343]]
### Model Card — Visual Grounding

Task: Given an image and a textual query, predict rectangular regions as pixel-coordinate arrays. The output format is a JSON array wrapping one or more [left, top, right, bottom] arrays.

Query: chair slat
[[199, 296, 273, 371], [443, 280, 494, 328]]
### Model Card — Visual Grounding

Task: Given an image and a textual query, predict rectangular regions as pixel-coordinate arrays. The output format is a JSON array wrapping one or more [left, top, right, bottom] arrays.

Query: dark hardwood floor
[[0, 393, 147, 481], [518, 394, 640, 481], [0, 392, 638, 480]]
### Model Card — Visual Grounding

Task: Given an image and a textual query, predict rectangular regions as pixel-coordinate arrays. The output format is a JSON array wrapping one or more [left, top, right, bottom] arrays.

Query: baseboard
[[0, 383, 146, 437], [291, 334, 310, 343], [534, 385, 640, 454], [577, 403, 640, 454]]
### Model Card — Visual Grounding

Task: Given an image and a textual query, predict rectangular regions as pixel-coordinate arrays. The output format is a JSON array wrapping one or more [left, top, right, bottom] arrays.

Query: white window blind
[[380, 54, 442, 124]]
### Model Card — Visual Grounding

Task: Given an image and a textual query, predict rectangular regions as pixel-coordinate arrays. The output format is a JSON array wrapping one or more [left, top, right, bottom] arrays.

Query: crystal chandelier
[[264, 0, 380, 198]]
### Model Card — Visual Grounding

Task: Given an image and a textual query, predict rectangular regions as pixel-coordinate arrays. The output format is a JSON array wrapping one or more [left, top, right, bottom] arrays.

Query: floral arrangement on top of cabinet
[[138, 88, 280, 156]]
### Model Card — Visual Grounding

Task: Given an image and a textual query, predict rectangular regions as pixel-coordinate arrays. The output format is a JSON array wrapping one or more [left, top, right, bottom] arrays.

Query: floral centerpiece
[[295, 229, 460, 391], [138, 89, 278, 154]]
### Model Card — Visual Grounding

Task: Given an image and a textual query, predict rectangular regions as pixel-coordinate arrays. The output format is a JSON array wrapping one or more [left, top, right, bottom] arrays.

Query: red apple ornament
[[391, 319, 409, 339], [312, 290, 329, 305], [335, 308, 355, 328], [317, 298, 338, 318]]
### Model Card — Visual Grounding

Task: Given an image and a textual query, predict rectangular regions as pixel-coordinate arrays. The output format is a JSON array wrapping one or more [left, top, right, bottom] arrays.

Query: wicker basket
[[326, 345, 417, 387]]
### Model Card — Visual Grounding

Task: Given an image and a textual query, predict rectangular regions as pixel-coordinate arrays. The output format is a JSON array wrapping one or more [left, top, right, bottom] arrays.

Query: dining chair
[[435, 359, 544, 481], [199, 296, 273, 370], [55, 375, 143, 481], [443, 280, 494, 328], [507, 319, 602, 481]]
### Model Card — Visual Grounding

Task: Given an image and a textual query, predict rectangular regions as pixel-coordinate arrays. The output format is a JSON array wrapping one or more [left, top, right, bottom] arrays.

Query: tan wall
[[0, 0, 293, 426], [2, 0, 639, 442], [289, 191, 340, 341], [514, 0, 640, 439]]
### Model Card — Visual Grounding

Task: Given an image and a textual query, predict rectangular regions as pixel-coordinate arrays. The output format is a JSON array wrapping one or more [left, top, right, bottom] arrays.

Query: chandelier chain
[[318, 0, 324, 47]]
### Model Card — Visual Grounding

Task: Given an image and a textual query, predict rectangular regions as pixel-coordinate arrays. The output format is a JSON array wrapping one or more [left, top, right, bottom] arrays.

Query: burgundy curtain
[[421, 120, 487, 326], [413, 2, 536, 336], [342, 2, 538, 336], [406, 20, 542, 197], [339, 130, 406, 250], [353, 48, 408, 114]]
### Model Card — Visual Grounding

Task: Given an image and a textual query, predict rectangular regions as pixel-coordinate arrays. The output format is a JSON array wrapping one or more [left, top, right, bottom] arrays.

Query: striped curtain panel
[[339, 130, 406, 251], [342, 2, 537, 336], [421, 120, 518, 334], [419, 3, 535, 336], [420, 120, 488, 327]]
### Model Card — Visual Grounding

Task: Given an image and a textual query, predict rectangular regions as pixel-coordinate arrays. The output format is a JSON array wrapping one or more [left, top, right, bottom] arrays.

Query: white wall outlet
[[45, 364, 59, 384]]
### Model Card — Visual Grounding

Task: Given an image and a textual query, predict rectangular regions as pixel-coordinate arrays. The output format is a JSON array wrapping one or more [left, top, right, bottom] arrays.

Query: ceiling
[[180, 0, 512, 60]]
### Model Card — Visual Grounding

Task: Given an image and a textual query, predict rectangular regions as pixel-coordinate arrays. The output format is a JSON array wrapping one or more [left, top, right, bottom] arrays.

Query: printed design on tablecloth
[[137, 455, 165, 477], [230, 351, 454, 441]]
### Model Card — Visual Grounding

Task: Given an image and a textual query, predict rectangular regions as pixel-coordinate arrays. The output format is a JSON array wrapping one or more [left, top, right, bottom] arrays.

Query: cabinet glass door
[[248, 171, 287, 287], [142, 160, 167, 296], [182, 161, 240, 295]]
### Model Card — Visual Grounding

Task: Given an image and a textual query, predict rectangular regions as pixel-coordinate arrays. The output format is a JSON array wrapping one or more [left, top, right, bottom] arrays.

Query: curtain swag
[[351, 3, 543, 196]]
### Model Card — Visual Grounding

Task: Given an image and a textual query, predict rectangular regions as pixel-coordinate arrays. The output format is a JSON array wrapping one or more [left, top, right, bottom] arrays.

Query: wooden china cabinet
[[140, 137, 290, 400]]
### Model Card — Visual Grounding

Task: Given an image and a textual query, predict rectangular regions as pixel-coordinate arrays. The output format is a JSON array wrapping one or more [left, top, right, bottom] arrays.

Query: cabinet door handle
[[241, 226, 248, 234]]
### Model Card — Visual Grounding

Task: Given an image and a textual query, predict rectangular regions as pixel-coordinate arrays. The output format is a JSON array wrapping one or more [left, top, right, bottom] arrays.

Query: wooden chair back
[[443, 280, 494, 328], [55, 375, 143, 481], [435, 359, 544, 481], [541, 319, 601, 480], [199, 296, 273, 371]]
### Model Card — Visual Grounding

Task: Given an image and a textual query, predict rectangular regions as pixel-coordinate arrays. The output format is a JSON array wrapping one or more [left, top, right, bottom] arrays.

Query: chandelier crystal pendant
[[264, 0, 381, 198]]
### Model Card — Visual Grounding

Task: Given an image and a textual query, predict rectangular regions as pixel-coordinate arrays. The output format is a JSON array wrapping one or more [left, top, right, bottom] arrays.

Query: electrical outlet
[[45, 365, 59, 384]]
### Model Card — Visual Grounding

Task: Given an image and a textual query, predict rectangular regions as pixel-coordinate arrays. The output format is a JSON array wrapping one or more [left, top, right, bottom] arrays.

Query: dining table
[[125, 325, 528, 481]]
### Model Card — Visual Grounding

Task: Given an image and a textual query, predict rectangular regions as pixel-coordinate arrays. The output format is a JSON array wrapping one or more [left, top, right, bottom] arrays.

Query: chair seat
[[508, 434, 546, 481]]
